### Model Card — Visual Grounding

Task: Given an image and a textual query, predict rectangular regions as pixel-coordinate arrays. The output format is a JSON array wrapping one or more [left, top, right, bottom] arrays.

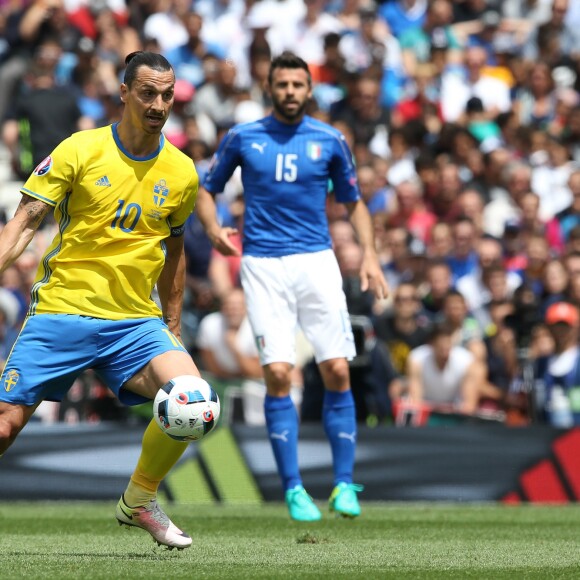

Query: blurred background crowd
[[0, 0, 580, 429]]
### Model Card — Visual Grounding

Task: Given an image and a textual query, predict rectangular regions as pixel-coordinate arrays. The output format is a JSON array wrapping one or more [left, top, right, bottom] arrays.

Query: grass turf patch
[[1, 502, 580, 579]]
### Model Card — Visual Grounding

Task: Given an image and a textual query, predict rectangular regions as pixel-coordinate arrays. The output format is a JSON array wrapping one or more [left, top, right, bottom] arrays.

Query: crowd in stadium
[[0, 0, 580, 427]]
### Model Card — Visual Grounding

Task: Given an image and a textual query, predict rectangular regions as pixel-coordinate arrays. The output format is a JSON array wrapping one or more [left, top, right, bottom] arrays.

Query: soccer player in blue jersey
[[0, 52, 202, 549], [197, 51, 389, 521]]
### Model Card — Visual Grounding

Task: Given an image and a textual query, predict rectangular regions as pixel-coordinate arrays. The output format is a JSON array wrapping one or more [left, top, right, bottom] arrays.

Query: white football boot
[[116, 495, 192, 550]]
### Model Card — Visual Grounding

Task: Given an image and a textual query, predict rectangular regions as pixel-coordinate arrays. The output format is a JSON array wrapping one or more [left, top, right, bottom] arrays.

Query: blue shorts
[[0, 314, 187, 406]]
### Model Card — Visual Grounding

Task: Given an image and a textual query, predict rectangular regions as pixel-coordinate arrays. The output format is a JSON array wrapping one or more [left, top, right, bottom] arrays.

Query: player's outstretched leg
[[116, 419, 192, 549], [265, 394, 321, 522], [323, 389, 363, 518]]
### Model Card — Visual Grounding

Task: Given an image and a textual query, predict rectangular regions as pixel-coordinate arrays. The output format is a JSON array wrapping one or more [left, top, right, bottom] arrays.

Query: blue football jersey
[[203, 115, 360, 257]]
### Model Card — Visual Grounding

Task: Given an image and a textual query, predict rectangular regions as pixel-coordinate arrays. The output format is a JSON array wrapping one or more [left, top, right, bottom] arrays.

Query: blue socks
[[265, 390, 357, 492], [323, 390, 356, 485], [264, 395, 301, 491]]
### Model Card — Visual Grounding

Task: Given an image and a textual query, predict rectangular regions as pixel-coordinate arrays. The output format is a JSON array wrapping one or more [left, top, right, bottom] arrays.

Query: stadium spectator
[[482, 160, 532, 238], [559, 170, 580, 240], [196, 287, 262, 381], [336, 240, 376, 317], [2, 48, 90, 179], [190, 57, 241, 130], [378, 0, 427, 39], [388, 177, 437, 244], [478, 147, 512, 203], [463, 96, 502, 153], [356, 163, 393, 216], [564, 251, 580, 278], [483, 265, 522, 331], [337, 1, 405, 108], [457, 236, 522, 312], [90, 4, 141, 71], [564, 105, 580, 163], [280, 0, 344, 70], [517, 191, 564, 254], [531, 134, 575, 220], [534, 301, 580, 427], [330, 74, 390, 159], [566, 271, 580, 308], [142, 0, 190, 53], [440, 45, 512, 123], [415, 147, 439, 204], [513, 60, 557, 129], [405, 320, 484, 415], [374, 281, 431, 376], [399, 0, 461, 77], [564, 225, 580, 256], [165, 11, 223, 89], [187, 0, 252, 90], [540, 258, 569, 316], [430, 161, 463, 223], [246, 43, 273, 112], [481, 299, 519, 414], [522, 0, 580, 65], [391, 62, 441, 130], [456, 188, 485, 236], [381, 224, 412, 291], [441, 289, 486, 362], [446, 217, 479, 283], [421, 259, 453, 321], [0, 0, 82, 124], [428, 222, 453, 259], [517, 234, 551, 297]]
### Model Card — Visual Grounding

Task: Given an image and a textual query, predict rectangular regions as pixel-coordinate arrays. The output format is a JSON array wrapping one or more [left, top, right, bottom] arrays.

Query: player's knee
[[320, 358, 350, 391], [0, 417, 20, 454], [264, 362, 292, 396]]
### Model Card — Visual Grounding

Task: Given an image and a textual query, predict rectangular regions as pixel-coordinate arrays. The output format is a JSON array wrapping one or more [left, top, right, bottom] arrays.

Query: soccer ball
[[153, 375, 220, 441]]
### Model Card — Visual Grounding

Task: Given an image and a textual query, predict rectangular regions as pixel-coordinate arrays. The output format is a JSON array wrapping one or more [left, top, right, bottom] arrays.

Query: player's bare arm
[[196, 186, 240, 257], [345, 199, 389, 300], [406, 356, 424, 403], [0, 194, 51, 274], [157, 234, 186, 338]]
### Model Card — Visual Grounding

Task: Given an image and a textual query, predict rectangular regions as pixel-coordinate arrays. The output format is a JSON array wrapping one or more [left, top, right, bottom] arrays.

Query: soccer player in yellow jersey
[[0, 52, 202, 550]]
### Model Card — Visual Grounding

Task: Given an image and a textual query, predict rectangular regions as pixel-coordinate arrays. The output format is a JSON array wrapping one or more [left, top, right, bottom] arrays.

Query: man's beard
[[272, 97, 307, 122]]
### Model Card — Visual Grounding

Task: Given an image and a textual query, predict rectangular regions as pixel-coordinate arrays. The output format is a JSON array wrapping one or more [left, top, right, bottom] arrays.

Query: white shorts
[[240, 249, 356, 366]]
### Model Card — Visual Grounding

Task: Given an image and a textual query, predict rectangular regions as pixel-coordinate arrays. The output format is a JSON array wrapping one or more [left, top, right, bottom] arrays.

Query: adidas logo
[[95, 176, 111, 187]]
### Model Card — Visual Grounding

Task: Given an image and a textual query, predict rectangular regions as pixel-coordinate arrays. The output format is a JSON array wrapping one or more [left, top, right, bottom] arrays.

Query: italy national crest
[[307, 142, 322, 161]]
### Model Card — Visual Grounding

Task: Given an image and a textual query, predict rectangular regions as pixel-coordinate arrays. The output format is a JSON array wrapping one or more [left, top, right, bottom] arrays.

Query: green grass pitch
[[1, 502, 580, 579]]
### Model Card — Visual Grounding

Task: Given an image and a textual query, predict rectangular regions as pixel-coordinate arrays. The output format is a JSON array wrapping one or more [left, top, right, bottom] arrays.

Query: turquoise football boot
[[329, 483, 364, 518], [285, 485, 322, 522]]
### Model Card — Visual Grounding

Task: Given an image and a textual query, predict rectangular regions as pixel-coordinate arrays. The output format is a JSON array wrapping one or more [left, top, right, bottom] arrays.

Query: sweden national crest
[[4, 370, 19, 392], [153, 179, 169, 207]]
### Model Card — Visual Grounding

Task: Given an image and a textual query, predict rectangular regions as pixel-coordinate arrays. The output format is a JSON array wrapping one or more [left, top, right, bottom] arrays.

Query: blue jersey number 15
[[275, 153, 298, 182]]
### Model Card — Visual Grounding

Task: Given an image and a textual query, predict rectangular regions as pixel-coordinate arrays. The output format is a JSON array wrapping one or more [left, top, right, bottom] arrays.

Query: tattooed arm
[[0, 195, 52, 274]]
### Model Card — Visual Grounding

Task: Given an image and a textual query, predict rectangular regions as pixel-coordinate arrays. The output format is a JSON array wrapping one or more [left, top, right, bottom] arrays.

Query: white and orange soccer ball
[[153, 376, 220, 441]]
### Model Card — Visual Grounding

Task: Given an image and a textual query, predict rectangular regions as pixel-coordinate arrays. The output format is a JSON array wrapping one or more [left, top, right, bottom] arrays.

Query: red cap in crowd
[[545, 302, 580, 326]]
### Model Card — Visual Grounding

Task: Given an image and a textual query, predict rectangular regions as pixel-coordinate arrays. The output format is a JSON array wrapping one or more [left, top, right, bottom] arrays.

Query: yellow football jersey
[[21, 123, 198, 320]]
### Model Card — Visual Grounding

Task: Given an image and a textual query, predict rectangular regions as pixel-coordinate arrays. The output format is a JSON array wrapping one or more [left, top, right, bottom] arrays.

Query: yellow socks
[[123, 419, 189, 507]]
